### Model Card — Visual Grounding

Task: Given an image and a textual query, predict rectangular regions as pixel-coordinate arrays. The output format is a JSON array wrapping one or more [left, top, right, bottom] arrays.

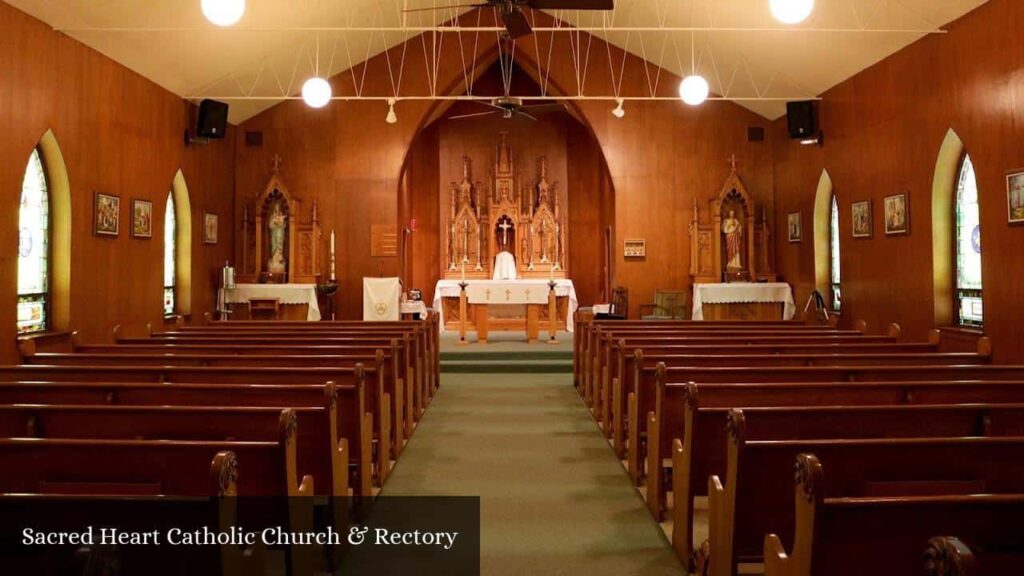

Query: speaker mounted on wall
[[185, 99, 229, 146], [786, 100, 823, 146]]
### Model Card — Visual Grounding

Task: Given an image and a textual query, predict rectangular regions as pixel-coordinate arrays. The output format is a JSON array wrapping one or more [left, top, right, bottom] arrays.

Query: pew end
[[924, 537, 980, 576], [853, 320, 868, 333], [887, 323, 902, 338], [762, 453, 823, 576], [928, 329, 942, 345], [17, 338, 37, 359], [977, 336, 993, 357]]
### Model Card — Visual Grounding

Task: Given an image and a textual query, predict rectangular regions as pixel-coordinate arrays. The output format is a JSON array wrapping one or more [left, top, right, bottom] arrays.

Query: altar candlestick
[[461, 260, 466, 282], [329, 230, 336, 282]]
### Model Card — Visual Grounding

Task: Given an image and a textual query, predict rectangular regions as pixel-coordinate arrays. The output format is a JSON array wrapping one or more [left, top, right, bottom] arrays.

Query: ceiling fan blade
[[521, 103, 565, 113], [515, 110, 539, 122], [448, 111, 498, 120], [527, 0, 614, 10], [402, 3, 486, 13], [501, 9, 533, 38]]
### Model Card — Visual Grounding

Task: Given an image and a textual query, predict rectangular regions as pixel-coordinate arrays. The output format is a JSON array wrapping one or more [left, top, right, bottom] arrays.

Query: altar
[[224, 283, 322, 321], [691, 282, 795, 321], [433, 279, 578, 341]]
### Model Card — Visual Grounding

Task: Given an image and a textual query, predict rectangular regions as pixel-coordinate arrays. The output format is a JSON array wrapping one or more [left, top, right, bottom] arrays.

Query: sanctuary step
[[441, 349, 573, 374]]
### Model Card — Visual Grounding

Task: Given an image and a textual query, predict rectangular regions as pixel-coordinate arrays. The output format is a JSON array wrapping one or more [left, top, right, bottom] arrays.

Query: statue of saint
[[722, 209, 743, 270], [267, 202, 288, 274]]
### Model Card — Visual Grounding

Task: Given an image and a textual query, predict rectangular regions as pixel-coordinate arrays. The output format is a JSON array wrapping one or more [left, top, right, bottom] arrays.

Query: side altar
[[228, 159, 325, 320], [437, 133, 574, 336], [688, 159, 786, 320]]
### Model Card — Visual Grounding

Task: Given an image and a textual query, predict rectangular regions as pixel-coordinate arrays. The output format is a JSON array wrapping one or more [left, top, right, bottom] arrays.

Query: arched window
[[954, 154, 982, 327], [18, 148, 50, 333], [830, 194, 841, 311], [164, 191, 176, 316]]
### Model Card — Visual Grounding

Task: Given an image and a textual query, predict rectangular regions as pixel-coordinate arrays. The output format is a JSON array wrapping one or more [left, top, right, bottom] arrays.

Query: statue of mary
[[267, 202, 288, 274]]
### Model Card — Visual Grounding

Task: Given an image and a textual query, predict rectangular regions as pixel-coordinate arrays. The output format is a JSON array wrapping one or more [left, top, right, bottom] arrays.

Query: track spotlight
[[201, 0, 245, 27], [302, 77, 332, 109], [386, 99, 398, 124], [679, 75, 710, 106], [611, 98, 625, 118]]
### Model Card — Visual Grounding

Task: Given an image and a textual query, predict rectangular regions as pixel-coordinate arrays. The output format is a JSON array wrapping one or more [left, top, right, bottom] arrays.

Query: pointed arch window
[[18, 149, 50, 333], [830, 194, 841, 312], [164, 191, 177, 316], [955, 154, 982, 327]]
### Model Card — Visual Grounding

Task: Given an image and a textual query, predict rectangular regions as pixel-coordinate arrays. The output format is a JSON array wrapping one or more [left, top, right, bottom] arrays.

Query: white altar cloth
[[492, 251, 518, 280], [691, 282, 795, 321], [432, 279, 579, 332], [225, 283, 321, 321]]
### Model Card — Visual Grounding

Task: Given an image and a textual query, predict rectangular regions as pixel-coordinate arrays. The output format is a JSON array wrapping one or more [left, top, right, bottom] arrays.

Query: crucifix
[[272, 153, 283, 173], [498, 219, 512, 246], [728, 154, 739, 172], [539, 220, 550, 263]]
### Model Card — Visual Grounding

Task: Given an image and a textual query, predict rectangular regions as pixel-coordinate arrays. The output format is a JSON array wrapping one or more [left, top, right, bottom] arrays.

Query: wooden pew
[[23, 344, 413, 463], [0, 411, 318, 576], [923, 536, 1024, 576], [763, 454, 1024, 576], [118, 329, 436, 416], [668, 389, 1024, 564], [0, 363, 388, 490], [633, 350, 1009, 488], [598, 330, 929, 455], [0, 451, 263, 576], [0, 381, 373, 497], [709, 419, 1024, 576]]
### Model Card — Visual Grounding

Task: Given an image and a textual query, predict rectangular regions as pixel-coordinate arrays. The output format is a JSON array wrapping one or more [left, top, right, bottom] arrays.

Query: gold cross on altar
[[485, 289, 492, 301], [505, 289, 512, 302]]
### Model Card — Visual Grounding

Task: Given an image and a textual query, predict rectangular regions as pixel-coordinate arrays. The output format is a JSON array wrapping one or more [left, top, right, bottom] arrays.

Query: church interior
[[2, 0, 1024, 574]]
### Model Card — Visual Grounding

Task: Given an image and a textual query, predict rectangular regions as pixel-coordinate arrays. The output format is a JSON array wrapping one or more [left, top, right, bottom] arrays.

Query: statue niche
[[689, 161, 776, 284], [442, 132, 567, 280], [237, 159, 322, 284]]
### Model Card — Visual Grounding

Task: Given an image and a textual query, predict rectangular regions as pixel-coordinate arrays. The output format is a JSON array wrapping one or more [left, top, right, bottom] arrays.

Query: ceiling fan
[[403, 0, 615, 38], [448, 95, 564, 122]]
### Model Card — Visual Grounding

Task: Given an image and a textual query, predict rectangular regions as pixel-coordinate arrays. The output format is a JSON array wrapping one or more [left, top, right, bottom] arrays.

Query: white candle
[[461, 260, 466, 282], [329, 230, 337, 282]]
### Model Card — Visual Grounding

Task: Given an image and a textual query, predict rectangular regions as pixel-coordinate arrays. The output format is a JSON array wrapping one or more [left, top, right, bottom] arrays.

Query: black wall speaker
[[786, 100, 817, 139], [197, 99, 229, 139]]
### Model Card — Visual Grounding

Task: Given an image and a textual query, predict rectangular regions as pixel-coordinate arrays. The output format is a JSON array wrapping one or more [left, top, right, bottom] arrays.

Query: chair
[[639, 289, 688, 320], [596, 287, 629, 320], [248, 297, 281, 320]]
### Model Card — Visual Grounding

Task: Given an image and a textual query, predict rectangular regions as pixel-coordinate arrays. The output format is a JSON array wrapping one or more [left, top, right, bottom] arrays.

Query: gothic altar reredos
[[443, 132, 567, 280], [237, 162, 323, 284], [689, 163, 776, 284]]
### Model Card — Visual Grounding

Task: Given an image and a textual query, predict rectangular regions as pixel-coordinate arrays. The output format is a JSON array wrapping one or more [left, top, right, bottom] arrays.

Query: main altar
[[688, 159, 787, 320], [436, 132, 574, 337], [228, 159, 326, 320]]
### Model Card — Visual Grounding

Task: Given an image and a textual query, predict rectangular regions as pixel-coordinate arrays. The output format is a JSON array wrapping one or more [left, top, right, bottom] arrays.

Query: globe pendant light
[[679, 75, 710, 106], [302, 77, 332, 109], [201, 0, 246, 27], [770, 0, 814, 25]]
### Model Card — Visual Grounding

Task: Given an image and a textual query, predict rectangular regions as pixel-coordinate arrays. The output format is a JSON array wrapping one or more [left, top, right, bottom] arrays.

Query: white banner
[[363, 277, 401, 321]]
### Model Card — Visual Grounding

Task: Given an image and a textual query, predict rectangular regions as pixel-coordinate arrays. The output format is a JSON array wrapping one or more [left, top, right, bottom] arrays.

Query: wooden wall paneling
[[1, 3, 235, 361], [772, 0, 1024, 361]]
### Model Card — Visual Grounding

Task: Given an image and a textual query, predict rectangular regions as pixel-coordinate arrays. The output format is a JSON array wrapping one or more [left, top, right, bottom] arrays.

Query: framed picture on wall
[[94, 192, 120, 237], [131, 199, 153, 239], [883, 192, 910, 235], [203, 213, 218, 244], [787, 212, 802, 243], [851, 200, 873, 238], [1007, 169, 1024, 224]]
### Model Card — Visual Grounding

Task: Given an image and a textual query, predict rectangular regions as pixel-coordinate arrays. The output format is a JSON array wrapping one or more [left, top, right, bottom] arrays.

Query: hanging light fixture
[[679, 27, 709, 107], [302, 77, 332, 109], [770, 0, 814, 25], [679, 75, 709, 106], [201, 0, 245, 27], [386, 99, 398, 124], [611, 98, 625, 118]]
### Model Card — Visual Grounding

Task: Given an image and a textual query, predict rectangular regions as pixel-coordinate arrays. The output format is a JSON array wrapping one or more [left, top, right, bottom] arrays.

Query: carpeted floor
[[381, 370, 684, 575]]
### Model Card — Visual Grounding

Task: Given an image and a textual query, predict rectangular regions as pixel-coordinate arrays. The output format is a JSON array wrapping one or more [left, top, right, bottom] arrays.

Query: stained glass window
[[955, 154, 983, 327], [164, 191, 176, 316], [18, 149, 49, 333], [830, 194, 841, 312]]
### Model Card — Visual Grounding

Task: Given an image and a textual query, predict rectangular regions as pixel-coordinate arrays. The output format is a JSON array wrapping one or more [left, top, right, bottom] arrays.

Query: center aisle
[[381, 353, 683, 575]]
